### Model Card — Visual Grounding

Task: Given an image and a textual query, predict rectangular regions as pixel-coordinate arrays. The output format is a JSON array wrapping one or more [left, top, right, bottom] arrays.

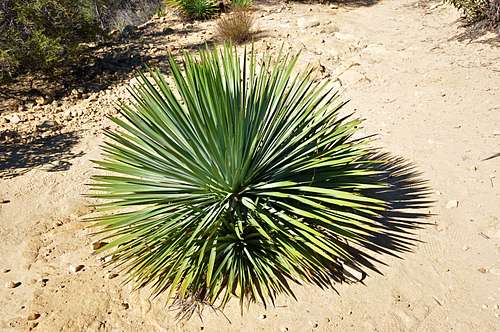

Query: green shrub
[[0, 0, 100, 79], [165, 0, 219, 20], [230, 0, 253, 9], [447, 0, 500, 26], [90, 45, 389, 311], [0, 0, 164, 80]]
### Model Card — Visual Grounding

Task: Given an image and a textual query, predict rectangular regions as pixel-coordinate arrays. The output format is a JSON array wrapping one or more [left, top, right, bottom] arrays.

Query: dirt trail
[[1, 1, 499, 331]]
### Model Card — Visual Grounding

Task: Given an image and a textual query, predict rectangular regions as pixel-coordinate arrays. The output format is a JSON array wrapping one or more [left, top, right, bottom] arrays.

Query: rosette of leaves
[[90, 45, 388, 312], [165, 0, 219, 20]]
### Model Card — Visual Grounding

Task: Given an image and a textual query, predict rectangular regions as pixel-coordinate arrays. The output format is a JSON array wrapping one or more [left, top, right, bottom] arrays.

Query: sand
[[1, 0, 499, 331]]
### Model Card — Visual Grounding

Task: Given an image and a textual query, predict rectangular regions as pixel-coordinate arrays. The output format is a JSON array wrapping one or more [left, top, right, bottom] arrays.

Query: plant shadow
[[337, 152, 433, 282], [0, 123, 83, 179]]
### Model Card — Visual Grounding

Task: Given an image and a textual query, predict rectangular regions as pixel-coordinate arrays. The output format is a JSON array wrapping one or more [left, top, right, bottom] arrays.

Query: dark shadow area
[[448, 16, 500, 46], [274, 0, 379, 7], [0, 124, 83, 179], [338, 153, 433, 282]]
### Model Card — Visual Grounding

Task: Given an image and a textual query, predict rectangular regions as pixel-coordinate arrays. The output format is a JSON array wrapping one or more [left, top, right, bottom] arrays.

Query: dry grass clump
[[216, 10, 255, 44]]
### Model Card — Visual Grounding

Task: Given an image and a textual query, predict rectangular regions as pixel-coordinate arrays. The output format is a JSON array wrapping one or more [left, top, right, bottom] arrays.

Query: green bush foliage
[[0, 0, 100, 79], [90, 45, 389, 311], [0, 0, 164, 80], [447, 0, 500, 26], [230, 0, 253, 9], [165, 0, 219, 20]]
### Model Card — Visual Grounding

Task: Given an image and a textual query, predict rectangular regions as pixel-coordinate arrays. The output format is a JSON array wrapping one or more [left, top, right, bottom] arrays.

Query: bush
[[0, 0, 164, 80], [0, 0, 100, 79], [230, 0, 253, 9], [447, 0, 500, 26], [216, 10, 255, 44], [165, 0, 219, 20], [90, 45, 389, 311]]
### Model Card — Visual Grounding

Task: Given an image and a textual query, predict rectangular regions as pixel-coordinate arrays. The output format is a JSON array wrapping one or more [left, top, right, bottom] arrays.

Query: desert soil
[[1, 0, 499, 331]]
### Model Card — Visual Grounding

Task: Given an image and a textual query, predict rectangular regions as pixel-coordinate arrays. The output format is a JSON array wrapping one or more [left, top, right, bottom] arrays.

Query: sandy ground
[[1, 0, 499, 331]]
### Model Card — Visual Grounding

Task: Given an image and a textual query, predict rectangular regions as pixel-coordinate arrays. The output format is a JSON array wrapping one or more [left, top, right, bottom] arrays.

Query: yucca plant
[[230, 0, 253, 9], [90, 44, 388, 313], [165, 0, 219, 20]]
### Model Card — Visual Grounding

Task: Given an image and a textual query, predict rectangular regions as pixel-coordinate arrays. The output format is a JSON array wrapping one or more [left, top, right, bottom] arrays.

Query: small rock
[[482, 304, 488, 309], [445, 200, 458, 209], [297, 18, 321, 29], [103, 255, 114, 263], [330, 4, 339, 9], [92, 241, 108, 250], [280, 328, 289, 332], [3, 268, 10, 273], [121, 302, 129, 310], [310, 321, 319, 328], [28, 321, 39, 330], [342, 263, 365, 282], [37, 120, 56, 130], [258, 314, 267, 320], [68, 264, 84, 273], [27, 312, 41, 321], [7, 114, 21, 124], [5, 281, 21, 288], [462, 245, 470, 251], [478, 267, 488, 273], [36, 96, 49, 106], [63, 110, 72, 120], [107, 273, 119, 279]]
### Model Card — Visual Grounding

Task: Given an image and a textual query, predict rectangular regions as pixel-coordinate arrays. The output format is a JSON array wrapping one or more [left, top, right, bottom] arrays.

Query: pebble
[[2, 268, 10, 273], [38, 278, 49, 287], [280, 328, 289, 332], [92, 241, 108, 250], [27, 312, 41, 321], [258, 314, 267, 320], [445, 200, 458, 209], [462, 245, 470, 251], [5, 281, 21, 288], [297, 18, 321, 29], [36, 96, 49, 106], [478, 267, 488, 273], [69, 264, 85, 273], [310, 321, 319, 328], [107, 272, 119, 279], [7, 114, 21, 124], [121, 302, 130, 310], [342, 263, 365, 282]]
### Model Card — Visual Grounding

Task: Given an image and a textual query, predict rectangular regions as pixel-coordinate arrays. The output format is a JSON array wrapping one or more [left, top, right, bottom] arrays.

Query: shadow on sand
[[0, 123, 83, 179]]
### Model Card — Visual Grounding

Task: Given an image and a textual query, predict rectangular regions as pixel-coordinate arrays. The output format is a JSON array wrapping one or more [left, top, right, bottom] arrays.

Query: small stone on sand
[[107, 273, 119, 279], [446, 200, 458, 209], [92, 241, 108, 250], [27, 312, 41, 321], [5, 281, 21, 288], [69, 264, 84, 273]]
